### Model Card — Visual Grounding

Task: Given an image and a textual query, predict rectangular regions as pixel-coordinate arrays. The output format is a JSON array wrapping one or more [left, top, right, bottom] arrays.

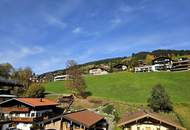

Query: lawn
[[174, 103, 190, 130], [44, 71, 190, 129], [44, 71, 190, 103]]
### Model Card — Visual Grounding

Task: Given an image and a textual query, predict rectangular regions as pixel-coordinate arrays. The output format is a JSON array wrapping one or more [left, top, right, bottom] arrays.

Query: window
[[31, 113, 35, 117], [146, 127, 151, 130], [66, 122, 70, 128]]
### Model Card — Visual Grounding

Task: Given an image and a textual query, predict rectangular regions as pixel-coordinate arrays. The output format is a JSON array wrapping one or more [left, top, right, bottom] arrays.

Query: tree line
[[0, 63, 45, 98]]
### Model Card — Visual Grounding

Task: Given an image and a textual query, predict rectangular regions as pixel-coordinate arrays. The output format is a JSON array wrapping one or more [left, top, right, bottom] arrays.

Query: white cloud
[[0, 45, 45, 64], [72, 27, 82, 33], [45, 15, 67, 29], [21, 46, 44, 55], [119, 4, 145, 13], [111, 18, 122, 25]]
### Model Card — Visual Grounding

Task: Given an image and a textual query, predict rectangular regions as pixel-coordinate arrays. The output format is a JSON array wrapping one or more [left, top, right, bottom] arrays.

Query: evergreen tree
[[148, 84, 173, 112]]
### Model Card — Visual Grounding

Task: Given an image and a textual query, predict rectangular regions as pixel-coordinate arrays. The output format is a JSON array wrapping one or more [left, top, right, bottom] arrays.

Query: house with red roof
[[0, 98, 60, 130], [50, 110, 109, 130]]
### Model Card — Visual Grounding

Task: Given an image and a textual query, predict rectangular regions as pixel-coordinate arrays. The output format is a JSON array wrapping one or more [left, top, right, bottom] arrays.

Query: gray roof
[[0, 76, 23, 87], [0, 94, 16, 98]]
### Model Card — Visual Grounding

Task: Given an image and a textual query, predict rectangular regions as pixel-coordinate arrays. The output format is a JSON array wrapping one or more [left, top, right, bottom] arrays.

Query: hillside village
[[35, 50, 190, 83], [1, 0, 190, 129], [0, 50, 190, 130], [0, 75, 189, 130]]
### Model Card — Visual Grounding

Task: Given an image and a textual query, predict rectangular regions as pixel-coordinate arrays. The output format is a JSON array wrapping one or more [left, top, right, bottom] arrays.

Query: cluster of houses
[[135, 57, 190, 72], [29, 56, 190, 83], [52, 57, 190, 81], [0, 77, 187, 130]]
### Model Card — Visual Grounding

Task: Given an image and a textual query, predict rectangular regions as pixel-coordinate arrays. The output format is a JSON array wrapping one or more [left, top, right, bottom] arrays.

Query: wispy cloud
[[33, 57, 63, 73], [72, 27, 82, 34], [111, 18, 122, 26], [45, 15, 67, 29], [119, 5, 145, 13], [0, 45, 45, 64]]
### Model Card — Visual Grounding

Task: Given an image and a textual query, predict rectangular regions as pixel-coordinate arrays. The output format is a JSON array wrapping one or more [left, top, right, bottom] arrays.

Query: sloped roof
[[0, 98, 59, 107], [0, 76, 23, 87], [63, 110, 104, 128], [118, 111, 186, 130]]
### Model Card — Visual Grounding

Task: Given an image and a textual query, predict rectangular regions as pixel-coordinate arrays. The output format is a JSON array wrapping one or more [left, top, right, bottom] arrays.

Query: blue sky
[[0, 0, 190, 74]]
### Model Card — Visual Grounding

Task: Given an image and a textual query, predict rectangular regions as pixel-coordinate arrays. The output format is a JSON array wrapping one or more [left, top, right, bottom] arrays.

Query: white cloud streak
[[0, 45, 45, 64], [45, 15, 67, 29], [72, 27, 82, 33]]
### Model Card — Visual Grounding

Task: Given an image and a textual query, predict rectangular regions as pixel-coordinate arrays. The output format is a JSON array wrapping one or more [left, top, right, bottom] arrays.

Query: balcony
[[11, 116, 43, 123], [11, 117, 34, 122], [0, 107, 29, 113]]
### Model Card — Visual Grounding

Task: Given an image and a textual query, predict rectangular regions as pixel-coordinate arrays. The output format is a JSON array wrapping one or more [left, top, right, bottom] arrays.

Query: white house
[[152, 57, 172, 71], [89, 68, 109, 75], [135, 57, 173, 72], [54, 75, 70, 81], [135, 65, 153, 72]]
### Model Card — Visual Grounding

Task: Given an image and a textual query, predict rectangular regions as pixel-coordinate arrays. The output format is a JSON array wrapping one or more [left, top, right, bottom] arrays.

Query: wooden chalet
[[113, 64, 128, 71], [171, 58, 190, 71], [118, 110, 186, 130], [0, 98, 60, 130], [60, 110, 108, 130]]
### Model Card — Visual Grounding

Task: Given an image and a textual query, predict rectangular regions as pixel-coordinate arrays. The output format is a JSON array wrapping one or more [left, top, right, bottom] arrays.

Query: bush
[[102, 104, 120, 122], [148, 84, 173, 112], [23, 83, 45, 98], [102, 104, 114, 115]]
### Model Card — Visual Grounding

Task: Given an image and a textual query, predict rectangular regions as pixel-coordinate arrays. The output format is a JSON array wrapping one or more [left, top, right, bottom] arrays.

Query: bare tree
[[65, 60, 87, 98]]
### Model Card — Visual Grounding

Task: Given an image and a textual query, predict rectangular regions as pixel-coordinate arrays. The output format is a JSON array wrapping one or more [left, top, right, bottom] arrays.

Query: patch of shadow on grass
[[81, 91, 92, 99]]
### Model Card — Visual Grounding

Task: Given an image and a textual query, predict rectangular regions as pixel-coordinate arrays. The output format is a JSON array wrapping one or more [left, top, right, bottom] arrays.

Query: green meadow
[[44, 71, 190, 129], [45, 71, 190, 103]]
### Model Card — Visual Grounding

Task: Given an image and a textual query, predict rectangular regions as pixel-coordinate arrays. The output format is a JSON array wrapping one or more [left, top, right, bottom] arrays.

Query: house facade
[[113, 64, 128, 71], [134, 66, 153, 72], [135, 57, 173, 72], [54, 75, 70, 81], [0, 98, 59, 130], [152, 57, 172, 71], [89, 68, 109, 75], [118, 111, 186, 130], [171, 58, 190, 71]]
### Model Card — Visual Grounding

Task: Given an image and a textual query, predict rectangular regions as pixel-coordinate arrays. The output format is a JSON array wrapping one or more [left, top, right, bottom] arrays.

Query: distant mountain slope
[[38, 49, 190, 79]]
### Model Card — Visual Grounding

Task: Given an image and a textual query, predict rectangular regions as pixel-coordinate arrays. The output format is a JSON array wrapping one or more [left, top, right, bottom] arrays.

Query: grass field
[[44, 71, 190, 129], [45, 71, 190, 103], [174, 103, 190, 130]]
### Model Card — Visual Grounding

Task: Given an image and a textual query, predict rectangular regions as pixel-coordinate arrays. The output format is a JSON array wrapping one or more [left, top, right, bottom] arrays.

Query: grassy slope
[[45, 71, 190, 103], [44, 71, 190, 129], [174, 103, 190, 130]]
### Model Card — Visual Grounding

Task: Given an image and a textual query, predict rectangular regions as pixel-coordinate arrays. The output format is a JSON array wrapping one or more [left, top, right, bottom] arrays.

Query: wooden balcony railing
[[0, 107, 29, 113], [11, 117, 34, 122], [11, 116, 43, 123]]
